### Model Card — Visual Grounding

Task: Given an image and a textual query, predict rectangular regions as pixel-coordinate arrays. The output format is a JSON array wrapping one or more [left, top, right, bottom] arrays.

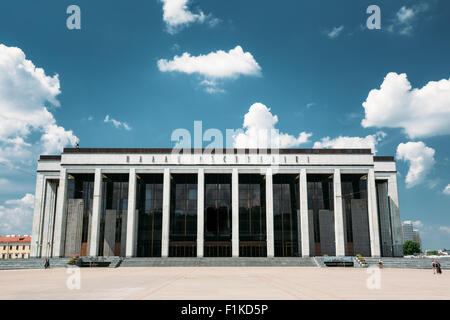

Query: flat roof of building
[[38, 148, 395, 162]]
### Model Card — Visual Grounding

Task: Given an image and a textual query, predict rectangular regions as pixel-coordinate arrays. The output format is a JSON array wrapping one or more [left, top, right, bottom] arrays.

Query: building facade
[[0, 236, 31, 259], [30, 148, 403, 258]]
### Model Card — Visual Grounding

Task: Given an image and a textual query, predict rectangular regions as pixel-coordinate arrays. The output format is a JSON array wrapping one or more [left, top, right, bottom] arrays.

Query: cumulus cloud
[[0, 43, 77, 161], [233, 103, 312, 149], [313, 131, 386, 153], [327, 25, 344, 39], [443, 185, 450, 195], [362, 72, 450, 139], [396, 141, 435, 188], [157, 46, 261, 93], [388, 4, 429, 35], [40, 124, 77, 154], [0, 193, 34, 235], [104, 115, 131, 131], [412, 220, 423, 228], [160, 0, 217, 34], [439, 226, 450, 234]]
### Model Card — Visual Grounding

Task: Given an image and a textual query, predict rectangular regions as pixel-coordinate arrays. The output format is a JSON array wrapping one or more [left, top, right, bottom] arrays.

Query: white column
[[265, 168, 274, 258], [30, 173, 46, 258], [89, 168, 103, 256], [42, 181, 58, 258], [197, 168, 204, 257], [367, 168, 381, 257], [333, 169, 345, 256], [161, 168, 170, 257], [52, 168, 68, 257], [299, 168, 310, 257], [388, 174, 403, 257], [126, 168, 137, 257], [232, 168, 239, 257]]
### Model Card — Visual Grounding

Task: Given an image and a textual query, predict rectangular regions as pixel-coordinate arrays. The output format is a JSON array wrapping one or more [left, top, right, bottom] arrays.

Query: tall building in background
[[30, 148, 403, 259], [402, 221, 421, 248]]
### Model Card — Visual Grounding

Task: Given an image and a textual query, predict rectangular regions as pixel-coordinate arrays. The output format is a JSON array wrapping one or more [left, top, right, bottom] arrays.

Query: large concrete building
[[30, 148, 403, 259]]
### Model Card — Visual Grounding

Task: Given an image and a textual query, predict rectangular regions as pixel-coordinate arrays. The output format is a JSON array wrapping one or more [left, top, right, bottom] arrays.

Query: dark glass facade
[[204, 174, 232, 257], [342, 174, 371, 256], [169, 174, 197, 257], [307, 174, 335, 256], [273, 174, 300, 257], [376, 180, 393, 257], [136, 174, 163, 257], [65, 174, 94, 256], [239, 174, 266, 257], [99, 174, 128, 256]]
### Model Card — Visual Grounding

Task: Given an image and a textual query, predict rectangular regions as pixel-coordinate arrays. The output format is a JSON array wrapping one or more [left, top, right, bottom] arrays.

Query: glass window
[[137, 174, 163, 257], [204, 174, 232, 257], [342, 174, 371, 257], [273, 175, 299, 257], [239, 174, 266, 257], [307, 174, 335, 256]]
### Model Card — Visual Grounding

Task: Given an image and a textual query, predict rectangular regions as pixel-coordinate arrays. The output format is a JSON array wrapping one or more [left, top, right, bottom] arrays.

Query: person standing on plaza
[[436, 261, 442, 274]]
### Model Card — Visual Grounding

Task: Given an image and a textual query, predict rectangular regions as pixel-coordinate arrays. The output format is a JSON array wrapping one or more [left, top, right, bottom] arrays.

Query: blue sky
[[0, 0, 449, 250]]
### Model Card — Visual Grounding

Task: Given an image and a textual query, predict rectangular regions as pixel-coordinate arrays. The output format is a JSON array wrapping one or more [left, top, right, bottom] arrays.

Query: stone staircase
[[352, 256, 369, 268], [120, 257, 317, 267], [0, 258, 71, 270], [364, 257, 450, 270]]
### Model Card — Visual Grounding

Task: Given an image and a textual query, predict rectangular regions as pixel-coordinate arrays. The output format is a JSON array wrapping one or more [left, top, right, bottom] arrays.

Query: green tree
[[403, 241, 421, 256]]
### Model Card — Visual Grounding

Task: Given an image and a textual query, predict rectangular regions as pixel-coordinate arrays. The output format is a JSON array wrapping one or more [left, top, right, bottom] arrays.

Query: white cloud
[[362, 72, 450, 139], [158, 46, 261, 93], [160, 0, 217, 34], [313, 131, 386, 153], [233, 103, 312, 149], [412, 220, 423, 228], [40, 124, 77, 154], [0, 193, 34, 235], [443, 185, 450, 195], [327, 25, 344, 39], [158, 46, 261, 78], [439, 226, 450, 234], [0, 43, 77, 162], [104, 115, 132, 131], [396, 141, 435, 188], [388, 4, 429, 35]]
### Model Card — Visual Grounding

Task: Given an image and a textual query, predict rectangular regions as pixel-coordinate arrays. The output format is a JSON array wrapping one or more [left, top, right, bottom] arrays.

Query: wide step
[[121, 257, 317, 267]]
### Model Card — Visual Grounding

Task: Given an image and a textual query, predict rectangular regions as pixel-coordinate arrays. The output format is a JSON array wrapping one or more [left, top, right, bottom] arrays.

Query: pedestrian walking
[[431, 259, 436, 274], [378, 258, 383, 269], [44, 258, 50, 269]]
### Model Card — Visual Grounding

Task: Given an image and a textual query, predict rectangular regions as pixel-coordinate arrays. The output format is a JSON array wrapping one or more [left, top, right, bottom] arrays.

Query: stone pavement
[[0, 267, 448, 300]]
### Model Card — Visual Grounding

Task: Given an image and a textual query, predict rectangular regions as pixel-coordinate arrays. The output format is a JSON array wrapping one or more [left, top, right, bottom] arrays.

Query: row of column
[[44, 167, 383, 258]]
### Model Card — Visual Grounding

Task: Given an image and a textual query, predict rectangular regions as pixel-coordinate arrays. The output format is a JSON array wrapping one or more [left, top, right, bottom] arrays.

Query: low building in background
[[0, 236, 31, 259]]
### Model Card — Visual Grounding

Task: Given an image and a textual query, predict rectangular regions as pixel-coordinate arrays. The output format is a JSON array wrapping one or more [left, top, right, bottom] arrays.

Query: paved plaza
[[0, 267, 448, 300]]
